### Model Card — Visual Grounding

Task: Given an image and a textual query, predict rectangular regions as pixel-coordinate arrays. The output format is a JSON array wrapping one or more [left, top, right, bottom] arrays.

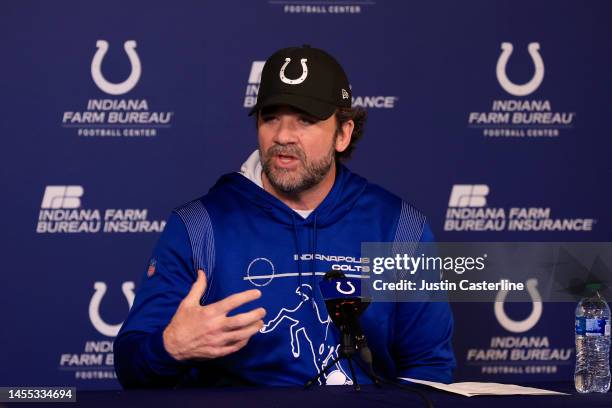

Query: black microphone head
[[320, 270, 370, 333]]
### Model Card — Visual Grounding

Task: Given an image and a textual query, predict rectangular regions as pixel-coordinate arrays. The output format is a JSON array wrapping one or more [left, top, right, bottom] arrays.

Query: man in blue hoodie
[[114, 45, 456, 388]]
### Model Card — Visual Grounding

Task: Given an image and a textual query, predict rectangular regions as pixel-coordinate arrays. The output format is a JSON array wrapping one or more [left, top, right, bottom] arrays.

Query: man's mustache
[[265, 145, 306, 162]]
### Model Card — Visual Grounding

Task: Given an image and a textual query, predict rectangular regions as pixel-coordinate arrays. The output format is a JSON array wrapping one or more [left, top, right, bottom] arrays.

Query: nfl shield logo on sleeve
[[147, 258, 157, 277]]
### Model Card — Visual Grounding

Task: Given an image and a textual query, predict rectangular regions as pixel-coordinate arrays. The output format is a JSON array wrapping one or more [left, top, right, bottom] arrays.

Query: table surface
[[8, 382, 612, 408]]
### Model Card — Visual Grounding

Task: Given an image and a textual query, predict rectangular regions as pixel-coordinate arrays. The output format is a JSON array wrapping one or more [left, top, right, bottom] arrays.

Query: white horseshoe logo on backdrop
[[89, 281, 135, 337], [494, 278, 542, 333], [336, 281, 356, 295], [279, 58, 308, 85], [496, 42, 544, 96], [91, 40, 141, 95]]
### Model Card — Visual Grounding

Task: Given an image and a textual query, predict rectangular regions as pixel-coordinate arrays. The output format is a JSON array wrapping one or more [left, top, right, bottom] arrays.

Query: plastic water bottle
[[574, 284, 611, 393]]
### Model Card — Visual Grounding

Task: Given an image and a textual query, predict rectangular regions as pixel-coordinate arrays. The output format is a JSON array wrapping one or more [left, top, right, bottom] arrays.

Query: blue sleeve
[[392, 221, 456, 383], [114, 212, 196, 389]]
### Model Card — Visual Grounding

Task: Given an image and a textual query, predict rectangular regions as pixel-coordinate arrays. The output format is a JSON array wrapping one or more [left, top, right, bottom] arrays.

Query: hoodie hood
[[211, 151, 369, 228], [239, 150, 264, 188]]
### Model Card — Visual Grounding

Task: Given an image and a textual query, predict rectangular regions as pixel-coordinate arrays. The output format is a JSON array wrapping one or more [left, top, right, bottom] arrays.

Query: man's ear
[[335, 120, 354, 153]]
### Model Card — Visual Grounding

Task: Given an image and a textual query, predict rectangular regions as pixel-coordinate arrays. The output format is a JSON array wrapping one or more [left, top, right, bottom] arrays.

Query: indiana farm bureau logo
[[58, 281, 136, 381], [467, 42, 575, 139], [37, 185, 165, 234], [444, 184, 595, 232], [464, 295, 572, 377], [61, 40, 174, 138]]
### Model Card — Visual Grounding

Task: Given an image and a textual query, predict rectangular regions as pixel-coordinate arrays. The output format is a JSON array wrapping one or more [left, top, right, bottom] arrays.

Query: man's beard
[[261, 143, 335, 195]]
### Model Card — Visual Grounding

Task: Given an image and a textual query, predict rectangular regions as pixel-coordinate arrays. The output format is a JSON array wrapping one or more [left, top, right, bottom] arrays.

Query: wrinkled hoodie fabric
[[114, 151, 456, 388]]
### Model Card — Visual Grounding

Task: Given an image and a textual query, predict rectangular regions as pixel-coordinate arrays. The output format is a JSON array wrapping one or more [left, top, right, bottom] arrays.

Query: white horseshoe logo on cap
[[336, 281, 356, 295], [494, 278, 542, 333], [279, 58, 308, 85], [89, 281, 135, 337], [91, 40, 142, 95], [496, 42, 544, 96]]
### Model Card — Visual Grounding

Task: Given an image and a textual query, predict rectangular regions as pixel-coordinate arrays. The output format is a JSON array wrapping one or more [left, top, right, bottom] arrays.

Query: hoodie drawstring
[[310, 214, 319, 308], [292, 212, 320, 308], [291, 213, 305, 301]]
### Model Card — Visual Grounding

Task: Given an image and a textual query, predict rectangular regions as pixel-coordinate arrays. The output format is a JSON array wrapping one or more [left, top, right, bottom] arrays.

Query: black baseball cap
[[248, 45, 352, 120]]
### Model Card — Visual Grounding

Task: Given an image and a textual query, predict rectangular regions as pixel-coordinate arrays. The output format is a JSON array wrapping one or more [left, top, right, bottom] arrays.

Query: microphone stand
[[310, 272, 434, 407], [304, 328, 434, 408], [304, 329, 381, 391]]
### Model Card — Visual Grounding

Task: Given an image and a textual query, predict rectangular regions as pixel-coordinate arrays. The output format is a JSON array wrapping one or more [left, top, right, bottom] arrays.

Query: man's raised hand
[[162, 269, 266, 361]]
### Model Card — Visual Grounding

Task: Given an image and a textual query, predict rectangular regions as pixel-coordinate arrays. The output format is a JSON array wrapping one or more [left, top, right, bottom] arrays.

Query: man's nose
[[273, 117, 299, 144]]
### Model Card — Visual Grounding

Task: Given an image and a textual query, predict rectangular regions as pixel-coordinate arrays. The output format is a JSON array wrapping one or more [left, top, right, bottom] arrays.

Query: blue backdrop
[[1, 0, 610, 389]]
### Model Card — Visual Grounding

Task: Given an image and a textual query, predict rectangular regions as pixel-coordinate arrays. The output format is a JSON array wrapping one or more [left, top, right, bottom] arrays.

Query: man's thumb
[[185, 269, 207, 304]]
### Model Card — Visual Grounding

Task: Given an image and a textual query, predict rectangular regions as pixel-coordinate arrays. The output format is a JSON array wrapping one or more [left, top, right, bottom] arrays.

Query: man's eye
[[261, 116, 277, 122]]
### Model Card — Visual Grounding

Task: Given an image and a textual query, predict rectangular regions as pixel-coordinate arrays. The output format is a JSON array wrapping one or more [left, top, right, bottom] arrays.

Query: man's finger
[[215, 339, 250, 358], [223, 320, 263, 344], [224, 307, 266, 331], [215, 289, 262, 314], [184, 269, 207, 305]]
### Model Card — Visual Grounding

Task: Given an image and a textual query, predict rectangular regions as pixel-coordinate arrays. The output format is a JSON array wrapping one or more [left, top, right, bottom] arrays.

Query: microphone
[[319, 271, 372, 365]]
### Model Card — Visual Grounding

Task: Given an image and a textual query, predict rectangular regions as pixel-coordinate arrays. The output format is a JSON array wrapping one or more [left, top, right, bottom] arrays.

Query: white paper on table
[[399, 377, 570, 397]]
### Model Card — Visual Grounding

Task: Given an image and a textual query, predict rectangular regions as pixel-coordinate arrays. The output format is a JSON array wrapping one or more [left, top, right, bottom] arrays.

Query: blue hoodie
[[114, 154, 456, 388]]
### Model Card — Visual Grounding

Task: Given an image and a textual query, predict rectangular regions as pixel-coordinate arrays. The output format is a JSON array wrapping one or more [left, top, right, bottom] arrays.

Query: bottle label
[[576, 317, 609, 336]]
